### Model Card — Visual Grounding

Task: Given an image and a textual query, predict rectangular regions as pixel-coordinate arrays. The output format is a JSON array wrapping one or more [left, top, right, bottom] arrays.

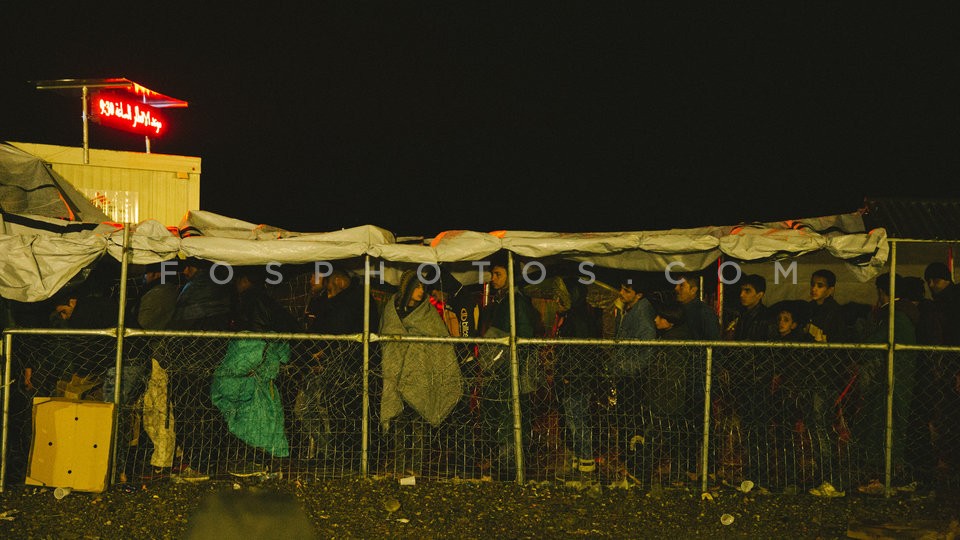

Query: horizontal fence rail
[[3, 327, 958, 495], [3, 240, 960, 495]]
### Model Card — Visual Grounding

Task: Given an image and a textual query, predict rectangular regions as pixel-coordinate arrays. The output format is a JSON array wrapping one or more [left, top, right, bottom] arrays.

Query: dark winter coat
[[646, 323, 693, 417], [807, 296, 844, 342], [233, 286, 298, 333], [681, 299, 721, 340], [733, 303, 777, 341], [169, 269, 232, 330]]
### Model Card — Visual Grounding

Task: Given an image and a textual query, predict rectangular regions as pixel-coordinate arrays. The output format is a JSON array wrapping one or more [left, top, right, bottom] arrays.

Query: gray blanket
[[379, 295, 464, 431]]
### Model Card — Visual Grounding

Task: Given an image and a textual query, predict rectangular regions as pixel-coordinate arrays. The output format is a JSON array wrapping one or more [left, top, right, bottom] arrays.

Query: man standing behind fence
[[674, 272, 720, 341], [299, 268, 380, 466], [477, 254, 541, 481], [923, 262, 960, 485], [554, 277, 604, 481], [728, 274, 777, 484], [612, 277, 656, 373], [168, 258, 233, 331], [134, 262, 180, 481], [608, 275, 657, 483], [166, 258, 233, 481], [647, 301, 694, 483], [49, 287, 118, 385], [857, 273, 918, 494], [924, 262, 960, 345]]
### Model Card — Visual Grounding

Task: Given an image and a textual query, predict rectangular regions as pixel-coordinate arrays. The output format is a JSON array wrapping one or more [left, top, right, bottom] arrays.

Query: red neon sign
[[91, 91, 167, 137]]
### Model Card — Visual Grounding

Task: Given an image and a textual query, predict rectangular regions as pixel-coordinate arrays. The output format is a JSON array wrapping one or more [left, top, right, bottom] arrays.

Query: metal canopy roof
[[862, 197, 960, 241], [34, 78, 188, 108]]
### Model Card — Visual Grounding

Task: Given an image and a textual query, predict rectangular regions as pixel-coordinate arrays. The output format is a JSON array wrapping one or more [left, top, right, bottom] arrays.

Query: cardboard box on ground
[[25, 397, 115, 493]]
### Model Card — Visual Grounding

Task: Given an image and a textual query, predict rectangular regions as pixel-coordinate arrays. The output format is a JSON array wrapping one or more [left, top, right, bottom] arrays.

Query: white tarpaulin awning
[[0, 206, 888, 302]]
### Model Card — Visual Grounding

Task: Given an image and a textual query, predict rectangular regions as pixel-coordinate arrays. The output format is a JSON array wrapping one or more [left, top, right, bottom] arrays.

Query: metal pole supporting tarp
[[884, 241, 897, 496], [701, 346, 713, 494], [507, 252, 525, 483], [82, 86, 90, 164], [361, 255, 372, 477], [1, 333, 12, 492], [109, 224, 132, 485]]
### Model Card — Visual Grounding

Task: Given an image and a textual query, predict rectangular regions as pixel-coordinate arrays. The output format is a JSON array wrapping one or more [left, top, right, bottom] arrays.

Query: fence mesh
[[4, 333, 960, 491], [915, 350, 960, 486]]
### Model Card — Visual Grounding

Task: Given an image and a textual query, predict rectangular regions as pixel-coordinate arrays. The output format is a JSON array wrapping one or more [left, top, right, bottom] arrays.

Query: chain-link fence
[[3, 331, 120, 484], [3, 261, 960, 494], [5, 330, 958, 492], [906, 347, 960, 486]]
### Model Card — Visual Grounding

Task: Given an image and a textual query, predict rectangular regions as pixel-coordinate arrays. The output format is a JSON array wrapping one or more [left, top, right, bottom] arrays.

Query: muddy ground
[[0, 475, 958, 539]]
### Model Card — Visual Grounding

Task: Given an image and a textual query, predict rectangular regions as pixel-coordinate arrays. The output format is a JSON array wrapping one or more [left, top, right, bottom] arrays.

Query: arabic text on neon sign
[[92, 92, 166, 136]]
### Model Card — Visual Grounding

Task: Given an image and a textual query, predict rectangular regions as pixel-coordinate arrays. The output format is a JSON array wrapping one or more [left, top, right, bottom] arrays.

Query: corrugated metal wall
[[10, 142, 200, 227]]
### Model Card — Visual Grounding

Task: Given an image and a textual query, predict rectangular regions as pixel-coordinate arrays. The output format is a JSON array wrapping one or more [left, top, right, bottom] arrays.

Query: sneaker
[[577, 458, 597, 474], [856, 479, 885, 496], [895, 481, 919, 493], [809, 481, 844, 497], [141, 467, 171, 481], [229, 462, 268, 478], [171, 466, 210, 483]]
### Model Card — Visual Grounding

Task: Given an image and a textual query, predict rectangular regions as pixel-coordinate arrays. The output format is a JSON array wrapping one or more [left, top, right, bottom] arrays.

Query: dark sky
[[3, 3, 959, 237]]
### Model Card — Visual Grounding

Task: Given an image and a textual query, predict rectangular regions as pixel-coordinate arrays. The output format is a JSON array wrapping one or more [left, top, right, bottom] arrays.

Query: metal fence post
[[361, 255, 371, 477], [701, 346, 713, 493], [109, 223, 132, 485], [1, 333, 12, 492], [884, 241, 897, 496], [507, 252, 525, 484]]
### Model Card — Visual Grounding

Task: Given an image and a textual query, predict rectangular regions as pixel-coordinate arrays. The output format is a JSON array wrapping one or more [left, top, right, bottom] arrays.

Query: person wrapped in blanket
[[379, 269, 464, 476], [211, 266, 299, 475]]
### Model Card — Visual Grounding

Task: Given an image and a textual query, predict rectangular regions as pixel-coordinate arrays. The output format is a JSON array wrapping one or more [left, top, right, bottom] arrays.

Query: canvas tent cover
[[0, 207, 890, 303], [0, 140, 891, 303], [0, 142, 112, 236]]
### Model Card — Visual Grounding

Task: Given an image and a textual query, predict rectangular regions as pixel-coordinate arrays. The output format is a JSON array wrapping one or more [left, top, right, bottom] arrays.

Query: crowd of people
[[1, 255, 958, 491], [680, 264, 959, 493]]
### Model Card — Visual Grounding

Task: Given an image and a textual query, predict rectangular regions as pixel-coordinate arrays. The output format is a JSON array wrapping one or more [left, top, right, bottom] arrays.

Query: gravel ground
[[0, 475, 957, 539]]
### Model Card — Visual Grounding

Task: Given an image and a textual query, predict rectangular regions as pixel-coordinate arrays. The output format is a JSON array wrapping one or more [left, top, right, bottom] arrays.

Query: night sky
[[3, 3, 959, 237]]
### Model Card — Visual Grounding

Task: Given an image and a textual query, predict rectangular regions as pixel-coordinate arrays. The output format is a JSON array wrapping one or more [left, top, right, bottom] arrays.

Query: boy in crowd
[[732, 274, 777, 341], [806, 269, 844, 342], [777, 302, 811, 342]]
